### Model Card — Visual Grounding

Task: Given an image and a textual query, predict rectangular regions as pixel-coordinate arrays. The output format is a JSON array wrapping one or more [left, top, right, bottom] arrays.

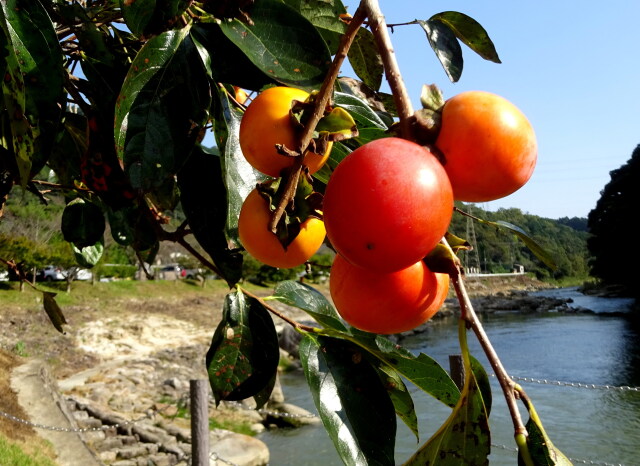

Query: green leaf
[[114, 26, 211, 192], [487, 220, 557, 271], [0, 0, 64, 183], [350, 332, 461, 408], [348, 27, 384, 91], [61, 198, 106, 249], [375, 363, 419, 442], [334, 91, 389, 130], [72, 240, 105, 268], [120, 0, 191, 37], [42, 292, 67, 334], [418, 19, 463, 83], [429, 12, 501, 64], [177, 144, 243, 287], [519, 417, 573, 466], [211, 85, 266, 242], [219, 0, 331, 90], [206, 289, 280, 408], [403, 323, 490, 465], [191, 23, 276, 91], [300, 334, 396, 466], [282, 0, 347, 55], [272, 280, 348, 332]]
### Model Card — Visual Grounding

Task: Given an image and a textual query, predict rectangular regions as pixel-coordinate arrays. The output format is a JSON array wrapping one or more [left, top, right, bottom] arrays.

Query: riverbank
[[0, 275, 573, 465]]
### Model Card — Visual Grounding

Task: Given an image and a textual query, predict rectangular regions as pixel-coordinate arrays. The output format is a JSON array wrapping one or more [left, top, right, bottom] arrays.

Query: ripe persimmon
[[330, 254, 449, 334], [239, 86, 332, 178], [323, 137, 453, 273], [238, 188, 326, 269], [435, 90, 537, 202]]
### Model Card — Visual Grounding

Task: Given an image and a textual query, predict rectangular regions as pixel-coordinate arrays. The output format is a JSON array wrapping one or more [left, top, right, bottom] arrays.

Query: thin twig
[[240, 288, 316, 333], [268, 5, 368, 233]]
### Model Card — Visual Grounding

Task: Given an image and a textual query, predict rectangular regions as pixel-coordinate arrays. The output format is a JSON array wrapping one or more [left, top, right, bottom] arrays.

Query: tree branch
[[268, 5, 368, 233], [361, 0, 414, 139]]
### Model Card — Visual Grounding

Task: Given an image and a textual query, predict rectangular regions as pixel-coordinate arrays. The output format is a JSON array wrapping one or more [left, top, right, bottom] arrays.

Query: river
[[258, 288, 640, 465]]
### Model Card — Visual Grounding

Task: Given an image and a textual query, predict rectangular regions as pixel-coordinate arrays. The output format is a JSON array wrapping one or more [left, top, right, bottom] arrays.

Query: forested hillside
[[0, 189, 590, 283]]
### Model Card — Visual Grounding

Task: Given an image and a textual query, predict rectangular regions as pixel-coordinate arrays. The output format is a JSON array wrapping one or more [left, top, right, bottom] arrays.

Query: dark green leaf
[[47, 112, 87, 187], [72, 240, 105, 268], [519, 397, 572, 465], [219, 0, 331, 90], [470, 355, 492, 416], [348, 27, 384, 91], [114, 26, 211, 192], [0, 0, 64, 177], [178, 144, 243, 287], [211, 84, 266, 242], [283, 0, 347, 55], [430, 12, 501, 64], [206, 289, 280, 407], [272, 280, 348, 331], [351, 332, 460, 408], [61, 199, 106, 248], [120, 0, 191, 37], [42, 292, 67, 334], [418, 19, 463, 83], [300, 334, 396, 466], [375, 363, 419, 442], [190, 23, 276, 91]]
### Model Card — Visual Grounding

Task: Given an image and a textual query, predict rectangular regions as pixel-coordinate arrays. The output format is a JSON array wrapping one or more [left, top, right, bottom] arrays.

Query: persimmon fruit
[[239, 86, 332, 178], [238, 188, 326, 269], [435, 90, 537, 202], [323, 137, 453, 273], [330, 254, 450, 334]]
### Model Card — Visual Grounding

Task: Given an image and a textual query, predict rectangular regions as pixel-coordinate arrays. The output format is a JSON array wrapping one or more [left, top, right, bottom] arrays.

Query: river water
[[258, 288, 640, 465]]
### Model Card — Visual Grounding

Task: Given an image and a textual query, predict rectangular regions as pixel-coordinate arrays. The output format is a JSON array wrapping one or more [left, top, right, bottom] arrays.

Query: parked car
[[37, 265, 65, 281], [157, 264, 184, 280], [0, 270, 8, 281], [68, 268, 93, 281]]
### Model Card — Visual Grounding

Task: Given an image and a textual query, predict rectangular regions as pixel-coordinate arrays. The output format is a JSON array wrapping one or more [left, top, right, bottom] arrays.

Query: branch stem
[[451, 272, 528, 438], [268, 5, 367, 232], [361, 0, 414, 138]]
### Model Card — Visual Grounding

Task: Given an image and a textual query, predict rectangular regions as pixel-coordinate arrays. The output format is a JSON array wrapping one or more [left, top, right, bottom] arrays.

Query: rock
[[210, 429, 269, 466]]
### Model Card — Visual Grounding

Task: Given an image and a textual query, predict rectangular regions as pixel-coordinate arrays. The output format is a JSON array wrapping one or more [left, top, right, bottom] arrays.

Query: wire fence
[[1, 373, 637, 466]]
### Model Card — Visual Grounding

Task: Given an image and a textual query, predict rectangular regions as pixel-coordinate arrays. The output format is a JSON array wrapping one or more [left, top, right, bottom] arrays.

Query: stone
[[210, 429, 269, 466]]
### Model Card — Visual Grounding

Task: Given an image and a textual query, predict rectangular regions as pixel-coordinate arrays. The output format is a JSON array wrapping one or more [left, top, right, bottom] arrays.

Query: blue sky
[[340, 1, 640, 219]]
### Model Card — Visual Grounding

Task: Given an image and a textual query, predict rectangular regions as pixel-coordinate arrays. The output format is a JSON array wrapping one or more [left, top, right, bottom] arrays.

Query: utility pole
[[465, 206, 482, 274]]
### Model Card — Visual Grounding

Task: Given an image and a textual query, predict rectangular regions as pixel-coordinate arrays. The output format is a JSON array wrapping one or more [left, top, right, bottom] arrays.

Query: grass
[[0, 435, 57, 466]]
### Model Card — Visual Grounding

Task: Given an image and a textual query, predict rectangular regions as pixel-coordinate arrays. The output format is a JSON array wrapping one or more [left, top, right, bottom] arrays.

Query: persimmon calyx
[[257, 174, 323, 250]]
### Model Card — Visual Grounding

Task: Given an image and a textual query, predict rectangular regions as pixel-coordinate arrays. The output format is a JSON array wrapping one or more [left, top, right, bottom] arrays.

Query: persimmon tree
[[1, 0, 568, 464]]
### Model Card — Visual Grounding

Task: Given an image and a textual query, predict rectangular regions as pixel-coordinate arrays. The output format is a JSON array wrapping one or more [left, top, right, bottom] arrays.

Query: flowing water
[[258, 288, 640, 465]]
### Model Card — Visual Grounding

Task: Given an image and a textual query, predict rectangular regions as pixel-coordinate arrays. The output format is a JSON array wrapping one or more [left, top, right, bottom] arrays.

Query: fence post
[[449, 354, 465, 390], [190, 379, 210, 466]]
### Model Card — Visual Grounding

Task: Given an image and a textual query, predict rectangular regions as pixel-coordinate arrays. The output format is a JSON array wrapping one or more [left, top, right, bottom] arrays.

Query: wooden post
[[190, 379, 210, 466], [449, 354, 465, 390]]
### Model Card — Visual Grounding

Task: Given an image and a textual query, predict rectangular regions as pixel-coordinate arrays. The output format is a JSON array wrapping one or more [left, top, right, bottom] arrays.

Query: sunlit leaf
[[418, 19, 463, 83], [272, 280, 348, 331], [348, 27, 384, 91], [430, 12, 501, 64], [211, 85, 266, 242], [219, 0, 331, 90], [300, 334, 396, 465], [72, 240, 105, 268], [206, 289, 280, 408], [334, 91, 389, 130], [518, 396, 572, 465]]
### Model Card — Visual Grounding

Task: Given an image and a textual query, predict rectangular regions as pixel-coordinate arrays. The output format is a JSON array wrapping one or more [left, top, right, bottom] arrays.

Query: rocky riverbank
[[2, 275, 573, 465]]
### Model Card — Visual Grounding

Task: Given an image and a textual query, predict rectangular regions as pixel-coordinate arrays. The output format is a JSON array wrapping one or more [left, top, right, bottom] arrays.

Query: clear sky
[[340, 0, 640, 219]]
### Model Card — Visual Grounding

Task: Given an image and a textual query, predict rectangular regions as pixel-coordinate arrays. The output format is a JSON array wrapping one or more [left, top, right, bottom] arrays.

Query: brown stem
[[451, 271, 527, 437], [361, 0, 414, 139], [268, 5, 367, 233]]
